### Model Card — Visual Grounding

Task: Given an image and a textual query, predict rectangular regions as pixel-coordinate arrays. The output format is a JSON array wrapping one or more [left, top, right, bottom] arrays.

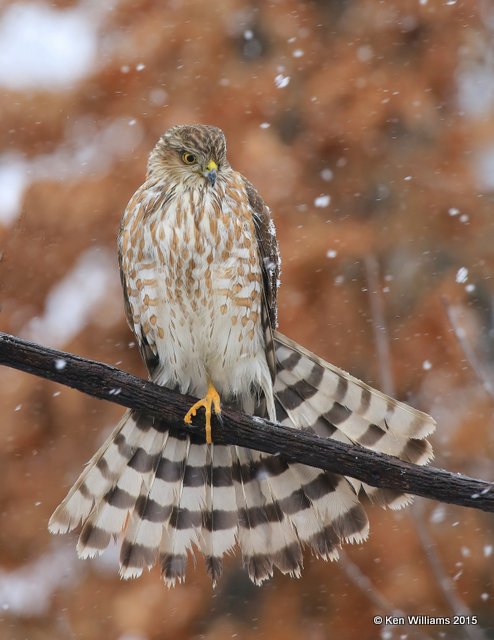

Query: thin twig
[[0, 331, 494, 512], [364, 254, 395, 397], [338, 551, 434, 640], [443, 297, 494, 401], [412, 502, 487, 640]]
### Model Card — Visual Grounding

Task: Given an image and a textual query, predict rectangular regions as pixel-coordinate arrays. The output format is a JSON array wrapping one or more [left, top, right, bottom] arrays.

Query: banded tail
[[49, 332, 435, 586]]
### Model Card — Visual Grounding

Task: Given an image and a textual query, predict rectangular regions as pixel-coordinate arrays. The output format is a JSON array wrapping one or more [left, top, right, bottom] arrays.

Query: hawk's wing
[[117, 204, 161, 379], [242, 176, 280, 381]]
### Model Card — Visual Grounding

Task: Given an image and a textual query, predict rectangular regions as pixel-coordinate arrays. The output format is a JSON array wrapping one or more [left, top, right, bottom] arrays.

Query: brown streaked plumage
[[49, 124, 436, 587]]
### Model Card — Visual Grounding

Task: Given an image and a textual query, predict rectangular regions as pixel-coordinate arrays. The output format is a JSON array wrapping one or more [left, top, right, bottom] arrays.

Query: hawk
[[49, 124, 436, 586]]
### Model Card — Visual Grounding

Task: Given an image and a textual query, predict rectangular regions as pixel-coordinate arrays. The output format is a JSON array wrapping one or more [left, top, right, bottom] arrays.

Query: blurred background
[[1, 0, 494, 638]]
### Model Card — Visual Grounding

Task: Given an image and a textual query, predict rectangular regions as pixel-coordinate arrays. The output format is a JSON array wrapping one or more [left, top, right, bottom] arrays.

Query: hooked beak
[[204, 160, 218, 187]]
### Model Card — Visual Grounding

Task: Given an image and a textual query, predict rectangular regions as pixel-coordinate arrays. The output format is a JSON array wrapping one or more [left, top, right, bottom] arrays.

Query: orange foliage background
[[1, 0, 494, 638]]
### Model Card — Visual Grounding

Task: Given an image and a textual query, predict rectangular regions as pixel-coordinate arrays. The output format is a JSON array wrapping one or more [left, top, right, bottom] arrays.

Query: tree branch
[[1, 331, 493, 513]]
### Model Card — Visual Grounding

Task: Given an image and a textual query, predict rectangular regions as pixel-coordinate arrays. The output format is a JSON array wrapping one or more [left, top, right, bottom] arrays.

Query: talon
[[184, 382, 221, 444]]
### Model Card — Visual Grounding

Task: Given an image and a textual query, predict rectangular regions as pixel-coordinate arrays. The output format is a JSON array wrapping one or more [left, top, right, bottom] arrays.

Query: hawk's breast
[[120, 173, 273, 410]]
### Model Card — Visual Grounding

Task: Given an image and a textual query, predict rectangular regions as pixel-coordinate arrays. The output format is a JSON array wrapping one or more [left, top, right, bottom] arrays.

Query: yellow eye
[[182, 152, 196, 165]]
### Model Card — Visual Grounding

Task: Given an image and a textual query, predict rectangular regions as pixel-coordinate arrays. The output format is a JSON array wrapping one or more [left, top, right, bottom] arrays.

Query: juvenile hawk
[[49, 125, 436, 586]]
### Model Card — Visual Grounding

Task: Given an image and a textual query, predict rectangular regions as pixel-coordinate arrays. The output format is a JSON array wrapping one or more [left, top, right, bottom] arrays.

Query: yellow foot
[[184, 383, 221, 444]]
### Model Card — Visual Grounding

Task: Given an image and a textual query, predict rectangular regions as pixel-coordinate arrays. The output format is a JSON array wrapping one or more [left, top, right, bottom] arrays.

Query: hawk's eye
[[182, 152, 196, 165]]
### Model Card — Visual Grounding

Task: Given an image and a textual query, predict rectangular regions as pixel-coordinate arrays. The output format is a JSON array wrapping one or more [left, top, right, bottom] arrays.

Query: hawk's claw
[[184, 382, 221, 444]]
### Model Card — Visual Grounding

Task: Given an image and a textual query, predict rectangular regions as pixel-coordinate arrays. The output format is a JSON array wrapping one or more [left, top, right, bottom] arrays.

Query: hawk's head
[[148, 124, 229, 188]]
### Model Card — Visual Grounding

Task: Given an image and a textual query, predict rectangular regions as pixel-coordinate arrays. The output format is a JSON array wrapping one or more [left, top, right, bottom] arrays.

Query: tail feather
[[259, 458, 326, 553], [274, 332, 435, 440], [232, 446, 275, 583], [287, 461, 369, 559], [277, 364, 433, 462], [234, 447, 303, 584], [157, 433, 203, 587], [273, 333, 435, 508], [159, 441, 208, 586], [78, 421, 166, 559], [49, 410, 156, 534], [118, 430, 180, 578], [118, 430, 190, 581], [118, 431, 171, 578], [254, 468, 304, 580], [199, 444, 237, 585]]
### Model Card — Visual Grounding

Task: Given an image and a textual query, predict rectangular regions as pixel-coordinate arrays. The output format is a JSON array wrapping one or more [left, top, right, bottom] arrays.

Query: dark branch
[[1, 331, 493, 513]]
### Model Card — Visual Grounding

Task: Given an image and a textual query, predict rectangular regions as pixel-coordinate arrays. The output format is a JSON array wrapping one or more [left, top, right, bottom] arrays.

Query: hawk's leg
[[184, 381, 221, 444]]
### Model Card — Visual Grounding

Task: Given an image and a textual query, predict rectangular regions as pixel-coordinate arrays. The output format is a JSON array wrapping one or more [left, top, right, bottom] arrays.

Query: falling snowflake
[[456, 267, 468, 284], [320, 168, 333, 182], [274, 74, 290, 89], [314, 194, 331, 208]]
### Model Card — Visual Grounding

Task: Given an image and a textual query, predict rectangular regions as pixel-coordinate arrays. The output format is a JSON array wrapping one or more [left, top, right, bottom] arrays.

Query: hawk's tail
[[273, 332, 435, 507], [49, 334, 435, 586]]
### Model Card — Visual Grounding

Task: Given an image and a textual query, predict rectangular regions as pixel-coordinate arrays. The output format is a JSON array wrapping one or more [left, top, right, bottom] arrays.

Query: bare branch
[[1, 331, 494, 512], [443, 297, 494, 401], [338, 550, 434, 640], [364, 254, 395, 397], [412, 501, 488, 640]]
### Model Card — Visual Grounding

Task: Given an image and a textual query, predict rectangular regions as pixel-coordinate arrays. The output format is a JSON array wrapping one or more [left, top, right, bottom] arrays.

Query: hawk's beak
[[204, 160, 218, 187]]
